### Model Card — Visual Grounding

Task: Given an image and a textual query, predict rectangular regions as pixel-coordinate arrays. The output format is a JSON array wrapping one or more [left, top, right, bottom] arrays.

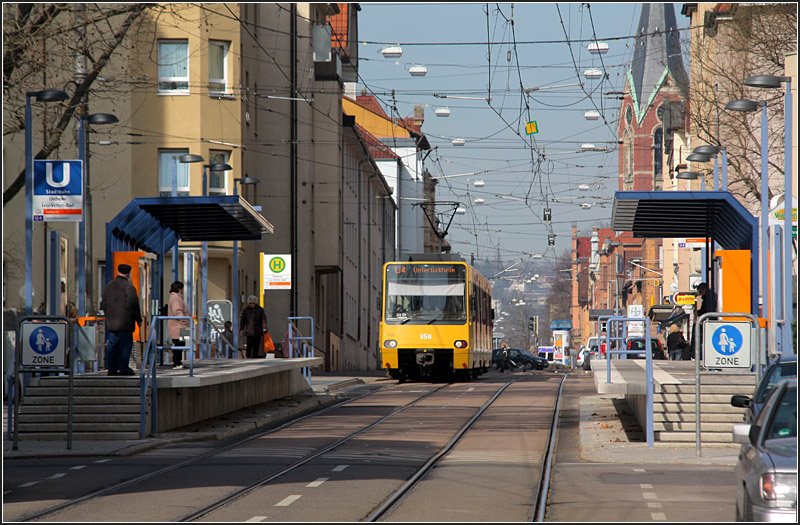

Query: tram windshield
[[384, 264, 467, 324]]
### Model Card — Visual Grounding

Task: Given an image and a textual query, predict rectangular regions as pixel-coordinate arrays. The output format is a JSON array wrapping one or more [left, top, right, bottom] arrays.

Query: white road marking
[[47, 473, 66, 480], [640, 483, 653, 489], [642, 492, 658, 500], [245, 517, 268, 522], [70, 465, 86, 470], [651, 512, 667, 520], [467, 387, 475, 392], [647, 502, 663, 509], [275, 495, 302, 507], [94, 459, 111, 464], [307, 478, 328, 488], [19, 482, 40, 488], [332, 465, 348, 472], [633, 468, 646, 472]]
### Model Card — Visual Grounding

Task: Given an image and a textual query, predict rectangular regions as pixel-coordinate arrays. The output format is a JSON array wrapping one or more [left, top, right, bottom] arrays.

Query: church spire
[[628, 3, 689, 123]]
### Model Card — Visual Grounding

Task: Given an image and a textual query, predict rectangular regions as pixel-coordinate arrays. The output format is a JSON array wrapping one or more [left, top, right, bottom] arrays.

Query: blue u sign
[[29, 326, 59, 355], [711, 325, 743, 355], [33, 160, 83, 196]]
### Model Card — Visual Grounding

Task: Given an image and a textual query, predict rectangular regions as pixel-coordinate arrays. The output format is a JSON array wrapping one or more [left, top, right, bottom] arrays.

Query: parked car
[[626, 337, 666, 360], [731, 355, 798, 424], [732, 378, 797, 522], [492, 348, 548, 371]]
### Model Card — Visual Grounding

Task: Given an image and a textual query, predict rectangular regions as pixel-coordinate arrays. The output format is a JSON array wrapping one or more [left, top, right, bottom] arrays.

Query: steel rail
[[364, 379, 516, 522], [533, 372, 568, 522]]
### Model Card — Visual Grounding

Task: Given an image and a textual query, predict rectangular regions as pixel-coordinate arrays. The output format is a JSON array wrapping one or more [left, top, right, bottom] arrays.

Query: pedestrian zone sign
[[703, 321, 751, 368], [20, 321, 67, 367]]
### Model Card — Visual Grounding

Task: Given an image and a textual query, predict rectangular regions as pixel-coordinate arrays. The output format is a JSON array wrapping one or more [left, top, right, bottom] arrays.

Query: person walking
[[100, 263, 142, 376], [666, 323, 688, 361], [689, 282, 716, 360], [167, 281, 189, 369], [240, 295, 268, 359]]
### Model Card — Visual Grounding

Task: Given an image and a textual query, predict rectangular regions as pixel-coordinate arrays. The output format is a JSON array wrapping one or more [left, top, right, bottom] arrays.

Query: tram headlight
[[384, 339, 397, 348], [454, 340, 468, 349]]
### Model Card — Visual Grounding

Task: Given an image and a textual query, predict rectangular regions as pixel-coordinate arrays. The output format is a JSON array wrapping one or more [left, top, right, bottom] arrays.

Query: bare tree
[[2, 3, 154, 206], [687, 5, 797, 209]]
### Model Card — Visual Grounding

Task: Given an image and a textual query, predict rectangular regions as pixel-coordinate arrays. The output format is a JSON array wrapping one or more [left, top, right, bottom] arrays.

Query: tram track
[[17, 374, 566, 523], [16, 384, 438, 522]]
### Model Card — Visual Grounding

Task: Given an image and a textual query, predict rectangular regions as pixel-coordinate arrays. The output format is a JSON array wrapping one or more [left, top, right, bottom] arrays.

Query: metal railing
[[139, 315, 195, 437], [287, 317, 315, 385], [206, 317, 236, 359]]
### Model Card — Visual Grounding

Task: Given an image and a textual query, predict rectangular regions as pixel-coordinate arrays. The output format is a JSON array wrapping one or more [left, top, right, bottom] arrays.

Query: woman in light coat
[[167, 281, 189, 369]]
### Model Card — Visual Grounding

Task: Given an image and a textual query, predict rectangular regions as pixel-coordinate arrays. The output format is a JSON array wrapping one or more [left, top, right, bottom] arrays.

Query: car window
[[754, 383, 784, 428], [765, 385, 797, 440], [756, 362, 798, 403]]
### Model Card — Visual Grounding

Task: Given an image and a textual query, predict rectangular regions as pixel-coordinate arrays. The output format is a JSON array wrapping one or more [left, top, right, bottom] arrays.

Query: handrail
[[287, 316, 314, 385], [139, 315, 195, 438], [206, 317, 236, 359]]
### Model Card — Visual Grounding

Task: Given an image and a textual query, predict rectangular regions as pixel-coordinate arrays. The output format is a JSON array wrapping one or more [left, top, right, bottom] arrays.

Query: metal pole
[[202, 166, 208, 359], [25, 94, 34, 316], [172, 156, 179, 282], [713, 155, 718, 191], [760, 102, 769, 321], [78, 118, 87, 316], [781, 80, 793, 359], [721, 148, 728, 192], [233, 182, 239, 357]]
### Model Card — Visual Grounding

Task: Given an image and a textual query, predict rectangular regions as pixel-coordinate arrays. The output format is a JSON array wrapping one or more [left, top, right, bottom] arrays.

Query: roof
[[550, 319, 573, 330], [611, 191, 757, 250], [355, 124, 400, 160], [355, 95, 390, 119], [106, 195, 274, 256]]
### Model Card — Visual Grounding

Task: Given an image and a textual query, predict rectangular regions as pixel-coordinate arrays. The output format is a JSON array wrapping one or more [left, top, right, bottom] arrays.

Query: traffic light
[[528, 320, 534, 331], [548, 234, 555, 246], [544, 208, 551, 222]]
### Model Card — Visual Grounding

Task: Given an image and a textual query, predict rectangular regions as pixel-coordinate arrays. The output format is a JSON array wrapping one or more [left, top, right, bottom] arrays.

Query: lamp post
[[77, 112, 118, 316], [232, 176, 259, 357], [725, 97, 769, 322], [744, 74, 794, 359], [172, 154, 203, 283], [199, 162, 232, 358], [25, 88, 70, 315]]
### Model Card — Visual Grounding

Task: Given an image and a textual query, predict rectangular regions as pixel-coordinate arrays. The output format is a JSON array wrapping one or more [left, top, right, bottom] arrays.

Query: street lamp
[[691, 144, 728, 191], [171, 154, 203, 282], [25, 88, 69, 315], [743, 73, 793, 359], [198, 161, 232, 358], [725, 97, 769, 323], [77, 112, 118, 317], [232, 176, 259, 357]]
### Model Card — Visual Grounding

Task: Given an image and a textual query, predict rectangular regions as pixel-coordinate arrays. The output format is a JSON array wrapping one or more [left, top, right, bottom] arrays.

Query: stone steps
[[655, 431, 734, 443], [15, 375, 148, 440]]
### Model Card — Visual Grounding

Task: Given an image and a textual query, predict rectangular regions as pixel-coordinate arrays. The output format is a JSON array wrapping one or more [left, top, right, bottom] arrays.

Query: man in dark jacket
[[101, 264, 143, 375]]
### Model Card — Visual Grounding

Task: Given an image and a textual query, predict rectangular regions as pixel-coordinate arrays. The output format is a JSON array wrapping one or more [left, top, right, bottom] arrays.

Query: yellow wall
[[342, 97, 411, 139]]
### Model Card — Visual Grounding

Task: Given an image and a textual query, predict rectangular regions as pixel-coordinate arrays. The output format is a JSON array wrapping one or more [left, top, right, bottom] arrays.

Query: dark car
[[731, 355, 798, 424], [626, 337, 666, 360], [493, 348, 548, 371]]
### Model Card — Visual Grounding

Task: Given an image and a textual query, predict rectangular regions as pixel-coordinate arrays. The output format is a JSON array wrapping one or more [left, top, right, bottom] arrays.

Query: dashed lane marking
[[307, 478, 328, 488], [640, 484, 653, 489], [332, 465, 348, 472], [245, 517, 268, 522], [94, 459, 111, 464], [275, 495, 302, 507], [633, 468, 646, 472], [651, 512, 667, 520], [643, 492, 658, 500], [647, 502, 662, 509], [46, 473, 66, 480], [70, 465, 86, 470], [19, 482, 40, 488]]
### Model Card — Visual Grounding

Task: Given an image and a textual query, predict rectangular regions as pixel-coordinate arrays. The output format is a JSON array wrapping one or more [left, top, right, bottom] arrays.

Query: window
[[208, 150, 230, 194], [623, 128, 634, 190], [158, 149, 191, 196], [208, 40, 229, 95], [158, 40, 189, 94], [653, 127, 663, 190]]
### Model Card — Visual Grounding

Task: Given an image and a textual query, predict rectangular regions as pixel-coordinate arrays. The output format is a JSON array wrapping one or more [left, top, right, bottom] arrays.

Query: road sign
[[207, 300, 232, 326], [262, 253, 292, 290], [703, 321, 751, 368], [20, 321, 67, 367], [525, 121, 539, 135], [769, 195, 797, 238], [677, 238, 707, 249], [627, 304, 645, 337], [32, 160, 83, 222]]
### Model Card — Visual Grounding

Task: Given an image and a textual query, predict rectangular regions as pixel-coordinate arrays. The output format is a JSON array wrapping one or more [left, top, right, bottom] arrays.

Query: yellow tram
[[379, 255, 493, 381]]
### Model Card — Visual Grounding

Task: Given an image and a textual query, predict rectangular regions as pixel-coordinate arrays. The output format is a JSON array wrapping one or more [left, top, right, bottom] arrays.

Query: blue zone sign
[[20, 321, 67, 367], [703, 321, 751, 368], [32, 159, 83, 222]]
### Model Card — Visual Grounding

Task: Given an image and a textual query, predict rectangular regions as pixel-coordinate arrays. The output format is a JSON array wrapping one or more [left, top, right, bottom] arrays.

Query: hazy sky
[[357, 2, 691, 265]]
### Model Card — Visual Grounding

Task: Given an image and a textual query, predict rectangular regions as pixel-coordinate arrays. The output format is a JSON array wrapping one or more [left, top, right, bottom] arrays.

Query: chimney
[[413, 105, 425, 127]]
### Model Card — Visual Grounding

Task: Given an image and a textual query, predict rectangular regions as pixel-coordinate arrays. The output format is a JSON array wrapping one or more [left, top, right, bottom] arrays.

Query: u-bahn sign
[[703, 321, 751, 368], [33, 160, 83, 222]]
